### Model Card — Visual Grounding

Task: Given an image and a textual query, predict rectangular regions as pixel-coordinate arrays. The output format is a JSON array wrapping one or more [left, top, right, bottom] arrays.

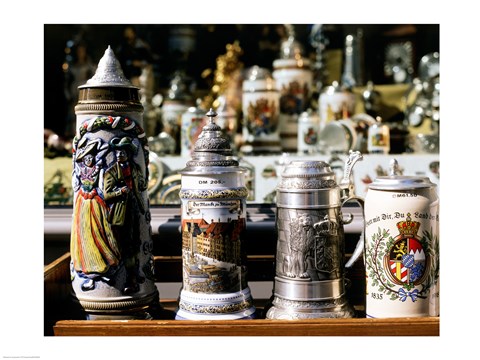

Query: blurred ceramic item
[[180, 100, 207, 157], [351, 113, 376, 154], [318, 81, 356, 128], [176, 109, 255, 320], [162, 72, 194, 153], [71, 46, 159, 319], [297, 110, 320, 155], [147, 151, 165, 199], [238, 156, 255, 201], [273, 28, 313, 152], [364, 159, 439, 318], [367, 117, 390, 154], [241, 66, 281, 154], [215, 94, 238, 151], [148, 131, 176, 155], [318, 118, 357, 155]]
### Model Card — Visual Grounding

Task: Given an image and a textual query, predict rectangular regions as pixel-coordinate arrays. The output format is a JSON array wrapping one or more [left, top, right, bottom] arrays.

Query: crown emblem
[[396, 213, 420, 237]]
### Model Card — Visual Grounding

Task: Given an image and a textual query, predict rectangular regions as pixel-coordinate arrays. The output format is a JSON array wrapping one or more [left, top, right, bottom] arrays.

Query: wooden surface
[[53, 316, 439, 336]]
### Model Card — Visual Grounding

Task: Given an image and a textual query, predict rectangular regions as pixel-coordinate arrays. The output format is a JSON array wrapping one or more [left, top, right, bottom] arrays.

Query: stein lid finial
[[80, 45, 135, 88], [202, 108, 222, 132], [389, 159, 399, 176]]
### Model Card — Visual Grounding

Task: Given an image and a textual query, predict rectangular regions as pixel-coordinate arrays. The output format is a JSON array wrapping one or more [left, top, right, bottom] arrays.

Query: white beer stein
[[364, 159, 439, 318]]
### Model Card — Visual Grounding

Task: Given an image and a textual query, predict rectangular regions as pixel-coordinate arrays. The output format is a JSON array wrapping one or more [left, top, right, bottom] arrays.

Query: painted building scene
[[181, 216, 247, 293]]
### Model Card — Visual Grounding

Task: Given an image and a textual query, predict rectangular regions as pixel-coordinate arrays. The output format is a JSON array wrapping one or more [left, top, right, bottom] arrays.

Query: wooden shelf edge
[[53, 317, 439, 336]]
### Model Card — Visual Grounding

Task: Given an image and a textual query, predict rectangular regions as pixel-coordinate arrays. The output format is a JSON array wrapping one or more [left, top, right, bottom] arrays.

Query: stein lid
[[277, 160, 337, 191], [75, 46, 142, 114], [79, 46, 136, 89], [182, 108, 239, 171], [242, 66, 276, 92], [281, 160, 334, 178], [369, 159, 437, 190]]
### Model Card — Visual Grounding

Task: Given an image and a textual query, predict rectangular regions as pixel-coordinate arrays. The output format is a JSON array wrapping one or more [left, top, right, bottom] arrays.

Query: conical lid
[[79, 46, 136, 89], [183, 109, 239, 170]]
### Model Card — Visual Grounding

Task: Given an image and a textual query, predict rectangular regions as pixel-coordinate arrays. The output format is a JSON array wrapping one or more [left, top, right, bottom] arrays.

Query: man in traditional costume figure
[[104, 136, 147, 294]]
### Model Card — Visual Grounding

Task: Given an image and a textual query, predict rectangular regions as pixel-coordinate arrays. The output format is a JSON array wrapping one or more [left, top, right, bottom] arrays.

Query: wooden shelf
[[45, 253, 439, 336]]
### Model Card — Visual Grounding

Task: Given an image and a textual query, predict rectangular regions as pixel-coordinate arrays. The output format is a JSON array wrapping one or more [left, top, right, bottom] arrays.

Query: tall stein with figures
[[70, 46, 160, 319]]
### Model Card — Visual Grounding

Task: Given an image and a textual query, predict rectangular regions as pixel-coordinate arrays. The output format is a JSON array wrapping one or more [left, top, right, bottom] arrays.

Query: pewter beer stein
[[70, 46, 159, 319], [266, 151, 364, 319], [176, 109, 256, 320]]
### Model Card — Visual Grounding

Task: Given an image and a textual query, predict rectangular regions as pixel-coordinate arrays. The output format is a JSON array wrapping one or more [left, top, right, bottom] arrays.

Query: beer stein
[[364, 159, 439, 318], [266, 151, 364, 319], [241, 66, 281, 154], [180, 100, 207, 157], [318, 81, 356, 128], [273, 36, 313, 153], [297, 110, 320, 155], [162, 72, 194, 154], [70, 46, 160, 319], [176, 109, 256, 320]]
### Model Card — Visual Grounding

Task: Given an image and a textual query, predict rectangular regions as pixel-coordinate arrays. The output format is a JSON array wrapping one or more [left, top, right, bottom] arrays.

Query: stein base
[[72, 290, 163, 320], [266, 296, 355, 320], [82, 302, 164, 320], [176, 288, 256, 320], [175, 309, 256, 320]]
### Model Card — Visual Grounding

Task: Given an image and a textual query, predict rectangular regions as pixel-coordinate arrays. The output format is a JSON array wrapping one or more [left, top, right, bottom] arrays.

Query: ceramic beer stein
[[241, 66, 281, 154], [367, 117, 390, 154], [180, 100, 207, 157], [364, 159, 439, 318], [297, 110, 320, 155], [318, 81, 356, 128], [162, 72, 194, 154], [176, 109, 256, 320], [70, 46, 160, 319], [266, 150, 364, 319], [273, 40, 313, 153]]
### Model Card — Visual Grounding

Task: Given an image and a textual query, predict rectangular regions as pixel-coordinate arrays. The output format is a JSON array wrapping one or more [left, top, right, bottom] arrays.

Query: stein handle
[[342, 196, 365, 269], [337, 150, 365, 268], [339, 150, 363, 200]]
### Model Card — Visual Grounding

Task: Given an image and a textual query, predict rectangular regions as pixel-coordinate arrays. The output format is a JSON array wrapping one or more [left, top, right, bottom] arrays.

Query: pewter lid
[[184, 109, 238, 168], [281, 160, 333, 178], [277, 160, 337, 190], [79, 46, 136, 89], [369, 159, 437, 190]]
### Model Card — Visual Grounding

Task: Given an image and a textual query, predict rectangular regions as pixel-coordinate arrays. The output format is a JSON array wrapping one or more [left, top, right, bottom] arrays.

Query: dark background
[[44, 24, 439, 137]]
